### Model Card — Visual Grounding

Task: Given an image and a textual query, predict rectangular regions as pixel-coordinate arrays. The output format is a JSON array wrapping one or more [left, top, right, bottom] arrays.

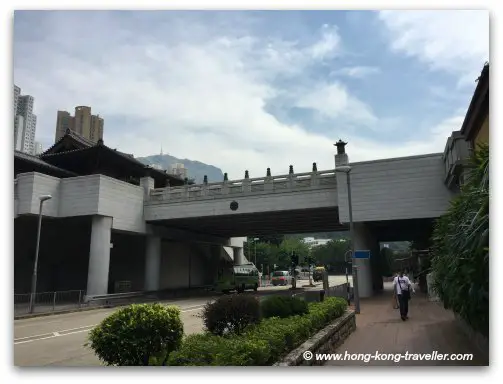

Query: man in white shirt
[[393, 271, 412, 321]]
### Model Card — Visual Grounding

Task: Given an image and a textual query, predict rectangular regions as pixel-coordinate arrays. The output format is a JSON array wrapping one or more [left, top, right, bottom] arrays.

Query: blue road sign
[[354, 250, 371, 259]]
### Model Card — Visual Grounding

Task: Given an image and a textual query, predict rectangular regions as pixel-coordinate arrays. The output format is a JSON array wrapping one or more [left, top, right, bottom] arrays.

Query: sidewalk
[[325, 282, 489, 366]]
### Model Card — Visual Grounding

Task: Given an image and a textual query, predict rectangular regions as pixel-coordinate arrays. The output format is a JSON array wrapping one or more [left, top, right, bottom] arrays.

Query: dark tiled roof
[[41, 129, 95, 155], [460, 62, 489, 138], [39, 131, 184, 185], [14, 150, 78, 176]]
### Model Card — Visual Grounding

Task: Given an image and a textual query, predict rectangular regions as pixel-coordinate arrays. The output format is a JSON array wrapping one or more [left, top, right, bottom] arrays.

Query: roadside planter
[[274, 310, 356, 366], [167, 297, 354, 366]]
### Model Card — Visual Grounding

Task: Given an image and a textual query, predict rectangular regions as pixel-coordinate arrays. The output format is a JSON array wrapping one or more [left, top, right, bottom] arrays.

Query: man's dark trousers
[[398, 293, 409, 318]]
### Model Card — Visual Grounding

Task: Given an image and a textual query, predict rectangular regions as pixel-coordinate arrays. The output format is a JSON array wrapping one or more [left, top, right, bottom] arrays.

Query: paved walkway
[[325, 282, 489, 366]]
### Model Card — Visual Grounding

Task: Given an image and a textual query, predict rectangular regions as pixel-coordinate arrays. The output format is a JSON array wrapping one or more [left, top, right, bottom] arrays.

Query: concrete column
[[352, 223, 375, 298], [233, 247, 245, 265], [86, 216, 113, 297], [144, 236, 161, 291], [140, 176, 155, 200]]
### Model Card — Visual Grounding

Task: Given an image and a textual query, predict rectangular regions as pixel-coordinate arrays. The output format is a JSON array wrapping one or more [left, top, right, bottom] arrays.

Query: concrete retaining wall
[[275, 310, 356, 366]]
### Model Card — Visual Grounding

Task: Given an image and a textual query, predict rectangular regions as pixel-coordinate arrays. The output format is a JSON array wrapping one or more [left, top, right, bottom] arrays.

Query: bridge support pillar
[[86, 215, 113, 297], [145, 235, 161, 291], [140, 176, 155, 200], [353, 223, 377, 298], [233, 247, 245, 265]]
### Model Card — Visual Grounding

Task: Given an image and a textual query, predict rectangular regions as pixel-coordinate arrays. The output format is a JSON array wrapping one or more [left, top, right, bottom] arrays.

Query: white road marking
[[14, 304, 207, 345]]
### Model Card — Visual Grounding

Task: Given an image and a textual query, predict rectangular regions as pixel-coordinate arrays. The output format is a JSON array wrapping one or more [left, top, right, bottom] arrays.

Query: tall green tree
[[310, 239, 350, 272], [251, 235, 285, 246], [431, 144, 489, 336]]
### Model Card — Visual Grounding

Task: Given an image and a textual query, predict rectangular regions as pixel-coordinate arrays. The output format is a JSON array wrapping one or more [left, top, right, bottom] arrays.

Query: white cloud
[[14, 12, 465, 181], [332, 66, 381, 78], [309, 24, 341, 60], [294, 82, 378, 128], [378, 10, 489, 88], [345, 114, 465, 163]]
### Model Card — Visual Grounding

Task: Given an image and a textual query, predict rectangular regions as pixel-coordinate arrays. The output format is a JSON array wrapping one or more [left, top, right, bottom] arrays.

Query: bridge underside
[[148, 207, 348, 237], [366, 218, 435, 243]]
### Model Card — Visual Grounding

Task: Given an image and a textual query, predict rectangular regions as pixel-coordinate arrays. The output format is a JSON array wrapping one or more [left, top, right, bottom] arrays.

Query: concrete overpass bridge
[[14, 140, 454, 300], [146, 168, 346, 236], [144, 149, 453, 239], [141, 146, 454, 297]]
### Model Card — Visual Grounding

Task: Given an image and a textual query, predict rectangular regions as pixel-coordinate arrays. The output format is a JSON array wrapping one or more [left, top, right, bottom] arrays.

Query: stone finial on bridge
[[335, 139, 347, 155], [203, 175, 208, 184], [289, 165, 294, 174], [266, 168, 271, 177], [223, 173, 228, 181], [244, 170, 249, 179], [312, 162, 317, 172]]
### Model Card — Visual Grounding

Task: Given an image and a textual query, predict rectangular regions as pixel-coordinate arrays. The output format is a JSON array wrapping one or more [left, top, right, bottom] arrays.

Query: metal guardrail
[[280, 283, 351, 302], [14, 290, 87, 316], [84, 291, 146, 305]]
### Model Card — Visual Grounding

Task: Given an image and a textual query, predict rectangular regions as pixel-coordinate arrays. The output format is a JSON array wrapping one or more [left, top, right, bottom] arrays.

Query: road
[[14, 275, 350, 366]]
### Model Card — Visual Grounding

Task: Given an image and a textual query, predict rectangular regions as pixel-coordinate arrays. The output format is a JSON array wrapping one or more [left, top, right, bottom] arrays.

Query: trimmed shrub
[[261, 295, 309, 318], [169, 297, 347, 366], [86, 303, 183, 366], [202, 294, 261, 336], [167, 334, 270, 366]]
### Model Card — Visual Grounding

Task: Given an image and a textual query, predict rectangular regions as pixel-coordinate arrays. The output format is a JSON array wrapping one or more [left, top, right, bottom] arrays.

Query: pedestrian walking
[[393, 270, 412, 321]]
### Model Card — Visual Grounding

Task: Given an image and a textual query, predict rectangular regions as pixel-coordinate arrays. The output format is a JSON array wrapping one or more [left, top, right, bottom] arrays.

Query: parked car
[[271, 270, 291, 286]]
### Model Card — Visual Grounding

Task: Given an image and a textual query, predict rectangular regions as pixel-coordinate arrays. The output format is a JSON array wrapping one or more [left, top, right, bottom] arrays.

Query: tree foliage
[[430, 143, 489, 336], [310, 239, 350, 272], [244, 237, 310, 270]]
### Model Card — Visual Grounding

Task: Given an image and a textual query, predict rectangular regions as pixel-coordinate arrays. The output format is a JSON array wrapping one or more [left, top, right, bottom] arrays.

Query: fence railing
[[267, 282, 351, 302], [14, 290, 87, 316], [147, 169, 337, 203]]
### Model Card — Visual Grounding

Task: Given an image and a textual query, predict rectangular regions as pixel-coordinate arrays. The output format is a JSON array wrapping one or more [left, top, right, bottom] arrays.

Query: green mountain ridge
[[137, 154, 224, 184]]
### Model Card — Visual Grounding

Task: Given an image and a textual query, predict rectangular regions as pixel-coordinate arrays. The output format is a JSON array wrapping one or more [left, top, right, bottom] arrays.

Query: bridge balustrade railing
[[148, 169, 337, 203]]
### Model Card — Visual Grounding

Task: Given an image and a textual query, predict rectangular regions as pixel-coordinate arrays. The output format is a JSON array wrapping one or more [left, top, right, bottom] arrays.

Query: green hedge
[[261, 295, 309, 319], [202, 294, 261, 336], [167, 297, 347, 366]]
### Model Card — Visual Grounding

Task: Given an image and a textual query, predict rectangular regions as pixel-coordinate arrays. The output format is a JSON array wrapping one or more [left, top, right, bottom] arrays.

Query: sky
[[13, 10, 489, 179]]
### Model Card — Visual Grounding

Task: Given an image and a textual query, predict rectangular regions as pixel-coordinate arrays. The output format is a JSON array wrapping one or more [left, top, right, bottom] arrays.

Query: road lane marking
[[14, 305, 207, 345], [15, 327, 95, 345]]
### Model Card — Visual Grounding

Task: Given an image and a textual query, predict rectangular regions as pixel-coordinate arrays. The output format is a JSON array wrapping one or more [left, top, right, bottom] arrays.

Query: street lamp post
[[335, 166, 360, 314], [29, 194, 52, 314]]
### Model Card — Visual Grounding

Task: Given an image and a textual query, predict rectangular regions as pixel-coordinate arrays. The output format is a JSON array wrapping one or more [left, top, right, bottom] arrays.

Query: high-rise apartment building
[[168, 163, 188, 179], [14, 85, 20, 118], [34, 141, 44, 155], [55, 106, 104, 143], [14, 85, 37, 155]]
